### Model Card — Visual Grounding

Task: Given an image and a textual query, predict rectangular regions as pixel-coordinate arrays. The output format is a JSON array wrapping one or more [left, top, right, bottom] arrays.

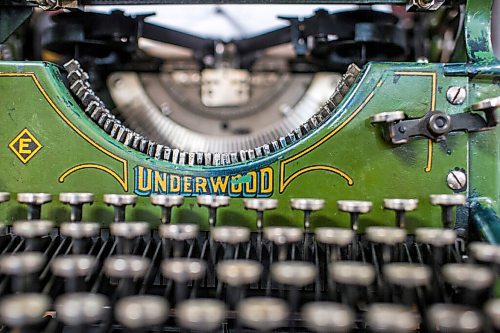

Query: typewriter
[[0, 0, 498, 331]]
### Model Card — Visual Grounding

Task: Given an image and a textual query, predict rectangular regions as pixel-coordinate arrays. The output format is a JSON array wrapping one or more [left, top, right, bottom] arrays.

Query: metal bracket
[[371, 96, 499, 144], [406, 0, 446, 11]]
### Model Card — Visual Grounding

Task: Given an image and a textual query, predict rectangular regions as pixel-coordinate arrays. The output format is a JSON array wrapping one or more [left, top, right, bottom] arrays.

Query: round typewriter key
[[264, 226, 303, 245], [212, 226, 250, 244], [217, 259, 263, 286], [315, 227, 354, 246], [115, 295, 168, 329], [217, 259, 263, 307], [430, 194, 466, 229], [61, 222, 100, 254], [315, 227, 354, 262], [383, 198, 418, 229], [415, 228, 456, 247], [264, 226, 303, 261], [366, 303, 418, 333], [13, 219, 53, 237], [485, 299, 500, 330], [103, 194, 137, 222], [237, 297, 289, 331], [51, 255, 96, 292], [243, 198, 278, 230], [442, 263, 495, 305], [290, 198, 325, 230], [383, 263, 432, 287], [0, 192, 10, 203], [160, 223, 199, 258], [272, 261, 318, 312], [197, 195, 230, 227], [60, 222, 100, 238], [271, 261, 317, 287], [0, 293, 50, 328], [151, 194, 184, 224], [161, 258, 207, 282], [469, 242, 500, 265], [0, 252, 45, 292], [337, 200, 372, 231], [17, 193, 52, 220], [162, 258, 207, 303], [55, 292, 109, 326], [104, 255, 150, 279], [366, 227, 407, 245], [176, 299, 227, 332], [160, 223, 199, 241], [110, 221, 149, 254], [302, 302, 354, 333], [329, 261, 375, 286], [59, 192, 94, 222], [110, 221, 149, 238], [427, 304, 483, 333], [51, 255, 96, 278], [337, 200, 372, 260]]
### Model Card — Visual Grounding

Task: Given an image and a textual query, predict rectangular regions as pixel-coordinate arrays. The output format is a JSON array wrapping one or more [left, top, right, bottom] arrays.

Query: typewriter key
[[366, 303, 418, 333], [272, 261, 317, 312], [217, 259, 263, 307], [160, 223, 199, 258], [383, 198, 418, 229], [162, 258, 207, 303], [60, 222, 100, 254], [17, 193, 52, 220], [337, 200, 372, 231], [290, 198, 325, 230], [176, 299, 227, 332], [243, 198, 278, 230], [329, 261, 375, 306], [315, 227, 354, 262], [383, 263, 431, 288], [197, 195, 230, 227], [366, 226, 407, 245], [59, 192, 94, 222], [264, 226, 303, 261], [468, 242, 500, 265], [427, 304, 483, 333], [115, 295, 169, 330], [13, 220, 53, 251], [485, 299, 500, 331], [151, 194, 184, 224], [212, 226, 250, 245], [430, 194, 466, 229], [110, 221, 150, 254], [442, 263, 494, 306], [55, 292, 109, 326], [302, 302, 354, 333], [51, 255, 96, 292], [237, 297, 289, 331], [338, 200, 372, 259], [103, 194, 137, 222], [104, 255, 150, 279], [415, 228, 456, 247], [0, 252, 45, 292], [0, 293, 50, 329]]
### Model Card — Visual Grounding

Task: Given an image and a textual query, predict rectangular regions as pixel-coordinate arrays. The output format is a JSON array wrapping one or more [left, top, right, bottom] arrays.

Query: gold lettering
[[245, 171, 258, 194], [137, 166, 152, 193], [170, 174, 181, 193], [183, 176, 192, 193], [261, 167, 273, 194], [195, 177, 208, 193], [19, 138, 31, 154], [154, 171, 167, 193], [210, 176, 229, 193]]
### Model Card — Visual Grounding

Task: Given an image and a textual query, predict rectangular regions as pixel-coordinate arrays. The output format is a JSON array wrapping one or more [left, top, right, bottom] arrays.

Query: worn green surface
[[0, 61, 479, 231]]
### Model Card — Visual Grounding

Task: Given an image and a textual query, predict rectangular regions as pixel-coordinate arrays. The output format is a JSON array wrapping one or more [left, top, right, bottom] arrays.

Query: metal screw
[[447, 170, 467, 191], [446, 86, 466, 105], [417, 0, 434, 8]]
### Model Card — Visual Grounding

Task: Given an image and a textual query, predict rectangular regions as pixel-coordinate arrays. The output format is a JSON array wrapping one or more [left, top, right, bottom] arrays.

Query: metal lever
[[371, 97, 498, 144]]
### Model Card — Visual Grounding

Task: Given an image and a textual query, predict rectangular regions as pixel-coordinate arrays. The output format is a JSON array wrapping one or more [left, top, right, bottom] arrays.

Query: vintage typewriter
[[0, 0, 499, 331]]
